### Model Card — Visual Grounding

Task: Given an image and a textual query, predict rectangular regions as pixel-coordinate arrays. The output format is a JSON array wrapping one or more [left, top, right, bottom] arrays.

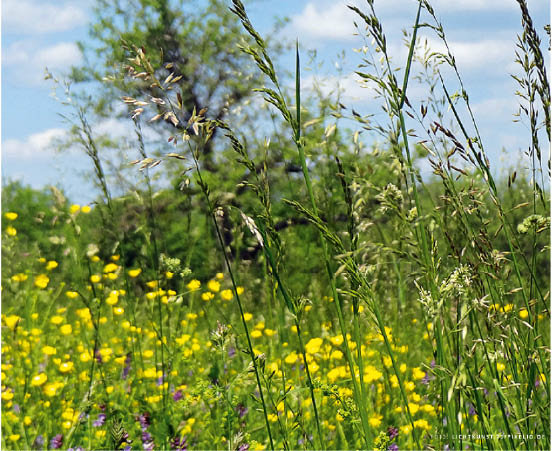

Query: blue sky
[[2, 0, 549, 202]]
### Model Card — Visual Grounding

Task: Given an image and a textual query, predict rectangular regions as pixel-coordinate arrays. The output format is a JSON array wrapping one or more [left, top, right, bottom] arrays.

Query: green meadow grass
[[1, 0, 549, 450]]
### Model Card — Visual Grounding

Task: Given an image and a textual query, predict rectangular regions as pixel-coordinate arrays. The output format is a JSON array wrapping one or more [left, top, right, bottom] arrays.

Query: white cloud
[[2, 128, 67, 160], [288, 0, 536, 44], [3, 41, 82, 86], [423, 37, 517, 73], [429, 0, 518, 12], [303, 72, 376, 103], [2, 0, 88, 34], [290, 2, 358, 41]]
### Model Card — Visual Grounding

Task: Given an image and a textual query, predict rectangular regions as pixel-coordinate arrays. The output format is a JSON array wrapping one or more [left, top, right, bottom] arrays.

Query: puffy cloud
[[3, 41, 82, 86], [302, 72, 376, 102], [2, 0, 88, 34], [2, 128, 67, 159], [290, 2, 358, 41]]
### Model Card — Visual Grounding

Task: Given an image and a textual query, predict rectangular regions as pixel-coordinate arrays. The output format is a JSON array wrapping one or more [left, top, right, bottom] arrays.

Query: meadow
[[1, 0, 550, 450]]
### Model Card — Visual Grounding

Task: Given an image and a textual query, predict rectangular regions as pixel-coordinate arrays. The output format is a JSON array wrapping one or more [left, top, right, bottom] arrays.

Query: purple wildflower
[[228, 347, 236, 358], [170, 436, 188, 450], [142, 431, 153, 444], [468, 404, 476, 416], [238, 444, 249, 451], [236, 404, 248, 419], [33, 435, 44, 448], [138, 413, 151, 430], [421, 372, 431, 385], [122, 353, 132, 380], [93, 413, 106, 427], [387, 426, 399, 440], [388, 444, 399, 451], [173, 390, 183, 402], [13, 404, 20, 414], [123, 446, 132, 451], [50, 434, 63, 449], [95, 349, 103, 364]]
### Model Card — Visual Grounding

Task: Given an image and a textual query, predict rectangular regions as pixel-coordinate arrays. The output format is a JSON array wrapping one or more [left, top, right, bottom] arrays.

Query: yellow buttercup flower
[[11, 273, 28, 282], [128, 268, 142, 278], [34, 274, 50, 289], [42, 346, 57, 356], [6, 226, 17, 236], [220, 289, 233, 301], [3, 315, 21, 329], [60, 324, 73, 335], [59, 361, 74, 373], [305, 337, 323, 355], [31, 373, 48, 387], [46, 260, 58, 270], [187, 279, 201, 291], [81, 205, 91, 213], [70, 204, 81, 214], [103, 263, 119, 273], [90, 274, 102, 283], [65, 291, 79, 299], [4, 212, 18, 221], [369, 414, 382, 428], [207, 280, 220, 292]]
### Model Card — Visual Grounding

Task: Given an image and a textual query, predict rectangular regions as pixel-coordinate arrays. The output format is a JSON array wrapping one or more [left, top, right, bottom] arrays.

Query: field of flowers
[[2, 0, 550, 450], [2, 207, 444, 450]]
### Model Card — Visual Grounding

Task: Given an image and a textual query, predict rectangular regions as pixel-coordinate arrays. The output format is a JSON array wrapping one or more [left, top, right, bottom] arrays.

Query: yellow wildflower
[[3, 314, 21, 329], [5, 212, 18, 220], [305, 337, 323, 355], [11, 273, 28, 282], [42, 345, 57, 356], [369, 414, 382, 428], [34, 274, 49, 289], [207, 280, 220, 292], [46, 260, 58, 270], [187, 279, 201, 291], [220, 289, 233, 301], [50, 316, 64, 325], [103, 263, 119, 273], [60, 324, 72, 335], [128, 268, 142, 278], [59, 361, 74, 373]]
